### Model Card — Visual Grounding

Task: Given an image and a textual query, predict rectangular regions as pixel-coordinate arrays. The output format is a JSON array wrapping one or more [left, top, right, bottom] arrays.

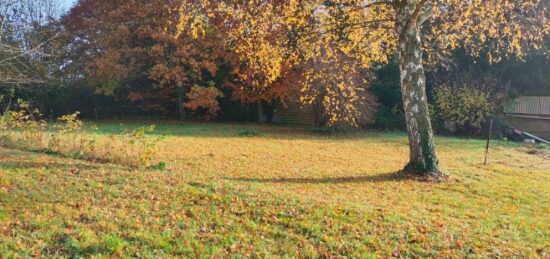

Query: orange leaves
[[66, 0, 548, 126], [65, 0, 221, 109], [149, 64, 189, 88], [172, 0, 389, 126], [127, 92, 145, 102], [184, 85, 225, 120], [201, 60, 219, 77], [87, 50, 128, 82]]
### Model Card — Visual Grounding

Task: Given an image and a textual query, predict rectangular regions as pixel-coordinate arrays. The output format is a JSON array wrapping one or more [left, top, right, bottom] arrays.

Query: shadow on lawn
[[227, 171, 406, 184], [88, 120, 411, 141], [0, 160, 101, 171], [0, 149, 112, 171]]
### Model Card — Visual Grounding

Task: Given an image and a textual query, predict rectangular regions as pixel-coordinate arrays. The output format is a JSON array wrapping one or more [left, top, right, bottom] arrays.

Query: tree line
[[1, 0, 548, 177]]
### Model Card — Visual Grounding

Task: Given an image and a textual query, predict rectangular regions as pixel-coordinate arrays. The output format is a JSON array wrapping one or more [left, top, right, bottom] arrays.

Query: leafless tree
[[0, 0, 62, 85], [0, 0, 64, 112]]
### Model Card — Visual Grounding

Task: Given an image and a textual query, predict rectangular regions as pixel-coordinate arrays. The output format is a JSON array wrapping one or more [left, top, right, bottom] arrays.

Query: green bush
[[238, 129, 260, 137], [373, 106, 405, 130], [433, 83, 498, 134], [371, 57, 406, 130]]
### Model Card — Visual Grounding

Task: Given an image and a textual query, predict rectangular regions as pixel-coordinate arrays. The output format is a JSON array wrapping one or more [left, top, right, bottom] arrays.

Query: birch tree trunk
[[396, 1, 441, 177]]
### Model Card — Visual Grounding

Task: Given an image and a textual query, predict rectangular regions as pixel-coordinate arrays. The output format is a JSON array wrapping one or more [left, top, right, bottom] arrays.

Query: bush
[[373, 106, 406, 131], [0, 100, 48, 150], [184, 83, 224, 120], [0, 100, 161, 168], [433, 80, 500, 135], [371, 57, 406, 130], [238, 129, 260, 137]]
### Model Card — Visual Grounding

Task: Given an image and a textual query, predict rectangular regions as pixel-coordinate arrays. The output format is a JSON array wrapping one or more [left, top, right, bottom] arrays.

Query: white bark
[[396, 0, 441, 176]]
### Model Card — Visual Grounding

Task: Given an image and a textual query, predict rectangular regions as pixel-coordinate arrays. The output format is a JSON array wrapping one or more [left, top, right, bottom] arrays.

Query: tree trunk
[[396, 3, 441, 177], [39, 90, 47, 116], [177, 86, 186, 121], [257, 100, 265, 123]]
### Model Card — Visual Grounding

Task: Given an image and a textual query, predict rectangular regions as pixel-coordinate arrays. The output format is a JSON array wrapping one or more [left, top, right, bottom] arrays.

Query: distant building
[[505, 96, 550, 141]]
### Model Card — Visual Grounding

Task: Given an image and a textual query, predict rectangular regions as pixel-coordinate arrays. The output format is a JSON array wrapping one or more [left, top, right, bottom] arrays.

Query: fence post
[[484, 117, 494, 165]]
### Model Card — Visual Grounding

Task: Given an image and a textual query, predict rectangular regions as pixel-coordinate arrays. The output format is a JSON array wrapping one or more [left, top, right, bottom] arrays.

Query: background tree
[[177, 0, 548, 178], [0, 0, 63, 107], [63, 0, 223, 117], [433, 74, 502, 135]]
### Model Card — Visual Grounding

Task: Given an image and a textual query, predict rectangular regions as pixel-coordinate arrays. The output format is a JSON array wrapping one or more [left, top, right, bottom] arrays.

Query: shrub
[[373, 106, 406, 131], [238, 129, 260, 137], [433, 79, 501, 134], [0, 100, 161, 168], [118, 125, 162, 167], [371, 57, 406, 131], [0, 100, 47, 150], [184, 83, 224, 120]]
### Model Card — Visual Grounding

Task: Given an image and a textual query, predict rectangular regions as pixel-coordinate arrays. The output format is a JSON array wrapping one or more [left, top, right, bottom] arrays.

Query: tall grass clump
[[0, 100, 161, 168]]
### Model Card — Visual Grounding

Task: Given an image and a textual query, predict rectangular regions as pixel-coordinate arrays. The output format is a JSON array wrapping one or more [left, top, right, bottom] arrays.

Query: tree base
[[400, 163, 447, 182]]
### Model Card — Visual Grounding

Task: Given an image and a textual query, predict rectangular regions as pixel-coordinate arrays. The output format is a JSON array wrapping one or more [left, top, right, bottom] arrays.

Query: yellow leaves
[[167, 1, 390, 127], [428, 0, 548, 61], [165, 0, 547, 128], [174, 3, 206, 40], [174, 6, 188, 39], [240, 41, 285, 86], [190, 17, 206, 39], [434, 79, 498, 129]]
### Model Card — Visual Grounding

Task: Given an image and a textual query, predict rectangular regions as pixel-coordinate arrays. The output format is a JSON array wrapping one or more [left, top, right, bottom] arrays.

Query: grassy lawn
[[1, 121, 549, 257]]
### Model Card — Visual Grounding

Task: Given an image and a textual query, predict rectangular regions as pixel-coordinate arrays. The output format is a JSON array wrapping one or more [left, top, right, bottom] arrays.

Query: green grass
[[1, 122, 549, 257]]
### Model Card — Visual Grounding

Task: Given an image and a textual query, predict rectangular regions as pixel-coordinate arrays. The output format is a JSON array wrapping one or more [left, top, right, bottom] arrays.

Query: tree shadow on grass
[[0, 146, 131, 172], [0, 150, 117, 171], [88, 120, 411, 141], [0, 160, 102, 171], [226, 171, 408, 184]]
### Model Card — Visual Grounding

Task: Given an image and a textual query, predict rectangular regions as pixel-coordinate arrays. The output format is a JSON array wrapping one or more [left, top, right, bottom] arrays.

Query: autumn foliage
[[61, 0, 548, 128], [63, 0, 222, 115], [184, 85, 225, 120]]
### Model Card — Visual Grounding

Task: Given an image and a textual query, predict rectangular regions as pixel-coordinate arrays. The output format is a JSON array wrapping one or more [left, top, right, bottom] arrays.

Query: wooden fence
[[273, 102, 316, 126]]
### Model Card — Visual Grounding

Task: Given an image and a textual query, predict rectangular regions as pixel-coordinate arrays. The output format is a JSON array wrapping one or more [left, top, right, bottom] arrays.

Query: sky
[[61, 0, 78, 12]]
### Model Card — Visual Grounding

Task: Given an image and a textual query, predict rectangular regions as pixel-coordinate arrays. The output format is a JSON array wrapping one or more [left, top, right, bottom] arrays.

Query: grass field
[[1, 121, 549, 257]]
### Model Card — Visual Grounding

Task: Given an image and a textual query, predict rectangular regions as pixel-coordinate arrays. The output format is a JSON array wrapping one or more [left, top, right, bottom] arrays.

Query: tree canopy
[[169, 0, 548, 122], [167, 0, 548, 176]]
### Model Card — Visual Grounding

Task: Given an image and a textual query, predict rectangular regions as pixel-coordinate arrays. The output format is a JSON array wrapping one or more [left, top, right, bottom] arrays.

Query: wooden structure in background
[[273, 101, 316, 126], [505, 96, 550, 141]]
